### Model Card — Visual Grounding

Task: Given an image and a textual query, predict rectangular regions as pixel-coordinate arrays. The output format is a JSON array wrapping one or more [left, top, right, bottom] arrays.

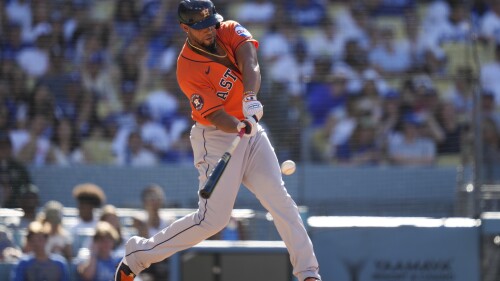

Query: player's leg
[[242, 127, 321, 281], [121, 125, 247, 276]]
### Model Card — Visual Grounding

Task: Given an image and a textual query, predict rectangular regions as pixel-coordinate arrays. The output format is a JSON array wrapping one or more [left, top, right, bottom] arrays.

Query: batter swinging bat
[[199, 129, 246, 199]]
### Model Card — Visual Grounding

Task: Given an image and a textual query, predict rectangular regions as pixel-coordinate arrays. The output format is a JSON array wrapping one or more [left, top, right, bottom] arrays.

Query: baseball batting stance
[[115, 1, 321, 280]]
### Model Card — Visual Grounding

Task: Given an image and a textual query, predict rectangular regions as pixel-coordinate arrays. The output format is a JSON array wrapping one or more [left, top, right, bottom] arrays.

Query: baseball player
[[114, 1, 321, 280]]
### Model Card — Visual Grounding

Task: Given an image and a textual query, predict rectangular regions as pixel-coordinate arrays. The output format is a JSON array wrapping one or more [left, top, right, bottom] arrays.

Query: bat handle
[[227, 129, 245, 154], [237, 128, 245, 137]]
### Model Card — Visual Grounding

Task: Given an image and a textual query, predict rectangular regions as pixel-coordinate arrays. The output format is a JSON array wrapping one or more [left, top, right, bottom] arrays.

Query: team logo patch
[[235, 24, 251, 37], [201, 8, 210, 18], [191, 94, 204, 111]]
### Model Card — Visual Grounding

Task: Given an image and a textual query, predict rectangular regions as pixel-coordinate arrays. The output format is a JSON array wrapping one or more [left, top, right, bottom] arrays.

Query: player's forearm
[[206, 109, 241, 133]]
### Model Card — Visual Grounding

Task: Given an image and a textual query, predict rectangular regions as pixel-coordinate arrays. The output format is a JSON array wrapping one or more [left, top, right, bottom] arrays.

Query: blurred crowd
[[0, 181, 246, 280], [0, 0, 499, 170]]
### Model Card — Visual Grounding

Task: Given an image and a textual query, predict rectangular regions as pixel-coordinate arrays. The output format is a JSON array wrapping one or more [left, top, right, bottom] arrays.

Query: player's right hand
[[237, 116, 258, 137], [242, 92, 263, 121]]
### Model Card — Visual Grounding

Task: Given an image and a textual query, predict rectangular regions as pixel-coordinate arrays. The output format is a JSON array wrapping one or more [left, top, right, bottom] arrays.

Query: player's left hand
[[242, 92, 263, 121], [237, 116, 258, 137]]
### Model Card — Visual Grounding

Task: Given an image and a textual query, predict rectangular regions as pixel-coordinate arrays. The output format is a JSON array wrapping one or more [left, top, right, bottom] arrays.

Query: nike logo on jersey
[[205, 66, 210, 74]]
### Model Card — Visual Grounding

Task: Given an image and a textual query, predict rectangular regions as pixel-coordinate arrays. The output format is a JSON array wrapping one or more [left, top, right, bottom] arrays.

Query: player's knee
[[202, 214, 232, 234]]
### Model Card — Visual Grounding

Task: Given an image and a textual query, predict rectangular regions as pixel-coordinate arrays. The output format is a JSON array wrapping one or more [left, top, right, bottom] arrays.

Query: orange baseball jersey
[[177, 21, 259, 126]]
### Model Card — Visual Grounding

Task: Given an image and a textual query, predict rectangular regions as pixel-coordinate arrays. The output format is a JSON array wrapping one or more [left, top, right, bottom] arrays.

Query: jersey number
[[217, 69, 238, 101]]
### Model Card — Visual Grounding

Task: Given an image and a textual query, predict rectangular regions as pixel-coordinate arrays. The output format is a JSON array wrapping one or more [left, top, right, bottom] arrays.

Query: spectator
[[41, 50, 72, 105], [60, 1, 88, 54], [142, 77, 180, 125], [5, 65, 31, 128], [377, 91, 404, 152], [1, 24, 31, 61], [11, 221, 71, 281], [234, 0, 276, 26], [418, 0, 471, 74], [482, 91, 500, 130], [132, 184, 173, 238], [42, 200, 73, 262], [99, 204, 127, 257], [355, 69, 386, 121], [367, 0, 416, 17], [55, 73, 94, 135], [333, 39, 371, 94], [108, 81, 137, 134], [0, 102, 11, 134], [442, 67, 474, 119], [479, 0, 500, 44], [16, 34, 51, 78], [482, 117, 500, 183], [81, 52, 122, 120], [76, 221, 121, 281], [306, 17, 346, 61], [329, 98, 363, 154], [306, 67, 349, 128], [335, 3, 372, 50], [81, 123, 115, 165], [21, 1, 52, 43], [433, 100, 468, 166], [131, 184, 173, 281], [0, 79, 19, 131], [17, 184, 40, 231], [387, 114, 437, 166], [0, 132, 31, 208], [0, 225, 22, 262], [134, 104, 172, 156], [5, 0, 32, 31], [117, 32, 150, 92], [335, 121, 382, 166], [112, 0, 140, 51], [71, 183, 106, 257], [162, 127, 193, 165], [403, 74, 439, 115], [12, 113, 52, 166], [259, 18, 302, 92], [26, 82, 55, 119], [115, 131, 158, 167], [284, 0, 327, 27], [480, 44, 500, 106], [48, 118, 83, 166], [420, 0, 450, 33], [369, 26, 413, 75], [73, 24, 110, 66]]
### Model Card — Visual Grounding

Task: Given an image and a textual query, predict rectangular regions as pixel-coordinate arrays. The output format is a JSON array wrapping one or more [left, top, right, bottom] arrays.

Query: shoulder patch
[[235, 24, 251, 38], [190, 94, 204, 111]]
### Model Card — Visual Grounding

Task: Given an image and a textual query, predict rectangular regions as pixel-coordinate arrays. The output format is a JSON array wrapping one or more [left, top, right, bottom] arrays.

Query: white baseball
[[281, 160, 296, 175]]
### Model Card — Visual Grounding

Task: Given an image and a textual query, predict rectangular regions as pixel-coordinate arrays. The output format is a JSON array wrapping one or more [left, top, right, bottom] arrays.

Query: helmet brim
[[189, 13, 223, 30]]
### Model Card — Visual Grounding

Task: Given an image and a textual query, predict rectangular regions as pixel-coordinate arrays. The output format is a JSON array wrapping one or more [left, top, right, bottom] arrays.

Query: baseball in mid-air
[[281, 160, 296, 175]]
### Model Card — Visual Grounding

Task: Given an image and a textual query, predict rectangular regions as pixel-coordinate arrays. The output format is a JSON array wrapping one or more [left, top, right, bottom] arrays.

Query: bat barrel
[[198, 129, 245, 199], [199, 152, 232, 199]]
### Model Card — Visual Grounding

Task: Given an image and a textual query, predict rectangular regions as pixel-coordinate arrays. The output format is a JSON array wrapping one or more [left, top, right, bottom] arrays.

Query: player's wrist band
[[243, 90, 256, 96]]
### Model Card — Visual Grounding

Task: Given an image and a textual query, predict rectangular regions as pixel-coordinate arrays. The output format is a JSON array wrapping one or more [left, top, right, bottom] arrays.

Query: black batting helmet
[[178, 0, 223, 30]]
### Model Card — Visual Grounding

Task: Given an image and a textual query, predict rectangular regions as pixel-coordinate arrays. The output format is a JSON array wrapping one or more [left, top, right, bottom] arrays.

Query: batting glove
[[242, 92, 263, 122], [237, 116, 258, 137]]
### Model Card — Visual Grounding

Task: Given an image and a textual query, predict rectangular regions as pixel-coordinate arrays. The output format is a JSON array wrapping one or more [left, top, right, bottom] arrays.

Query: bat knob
[[199, 190, 210, 199]]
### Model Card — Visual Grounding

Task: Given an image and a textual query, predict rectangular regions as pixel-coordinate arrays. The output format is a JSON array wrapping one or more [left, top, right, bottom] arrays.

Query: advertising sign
[[310, 217, 480, 281]]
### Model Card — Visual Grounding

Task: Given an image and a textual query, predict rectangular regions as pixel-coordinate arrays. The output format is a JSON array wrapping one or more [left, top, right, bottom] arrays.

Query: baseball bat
[[199, 129, 246, 199]]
